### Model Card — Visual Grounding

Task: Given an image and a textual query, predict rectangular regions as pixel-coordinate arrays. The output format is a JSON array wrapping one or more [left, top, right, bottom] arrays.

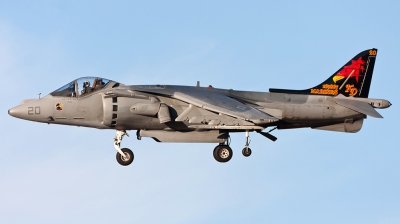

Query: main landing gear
[[114, 130, 134, 166], [213, 144, 233, 163], [212, 130, 254, 163]]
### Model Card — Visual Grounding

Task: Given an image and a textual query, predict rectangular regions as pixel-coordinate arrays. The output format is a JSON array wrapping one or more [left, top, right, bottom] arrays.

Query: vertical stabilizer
[[270, 49, 377, 98]]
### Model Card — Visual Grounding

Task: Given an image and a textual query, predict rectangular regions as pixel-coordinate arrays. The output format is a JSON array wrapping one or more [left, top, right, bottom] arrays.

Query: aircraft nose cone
[[9, 99, 44, 121], [8, 108, 16, 117], [8, 105, 24, 119]]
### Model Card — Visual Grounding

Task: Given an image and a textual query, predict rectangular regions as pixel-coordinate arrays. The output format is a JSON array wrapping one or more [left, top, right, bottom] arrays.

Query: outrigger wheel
[[116, 148, 134, 166], [213, 145, 233, 163], [242, 147, 252, 157]]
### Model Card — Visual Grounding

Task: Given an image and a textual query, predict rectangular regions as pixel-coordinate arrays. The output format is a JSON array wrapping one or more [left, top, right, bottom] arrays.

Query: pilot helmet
[[83, 81, 90, 88]]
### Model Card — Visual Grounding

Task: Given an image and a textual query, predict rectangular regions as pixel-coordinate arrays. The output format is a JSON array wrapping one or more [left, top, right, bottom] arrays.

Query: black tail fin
[[270, 49, 377, 98]]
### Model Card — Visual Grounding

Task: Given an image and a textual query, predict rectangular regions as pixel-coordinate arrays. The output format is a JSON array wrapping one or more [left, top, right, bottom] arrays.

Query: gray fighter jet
[[8, 49, 391, 166]]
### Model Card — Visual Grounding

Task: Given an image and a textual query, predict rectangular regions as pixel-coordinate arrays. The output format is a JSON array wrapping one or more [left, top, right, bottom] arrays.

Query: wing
[[130, 85, 278, 124], [173, 91, 278, 124]]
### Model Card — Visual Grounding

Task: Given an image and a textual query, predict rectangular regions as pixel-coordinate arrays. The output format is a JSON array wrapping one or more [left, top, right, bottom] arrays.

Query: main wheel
[[116, 148, 134, 166], [242, 147, 252, 157], [213, 145, 233, 163]]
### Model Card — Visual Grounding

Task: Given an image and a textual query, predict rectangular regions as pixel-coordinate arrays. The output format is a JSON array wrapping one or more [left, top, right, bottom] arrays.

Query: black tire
[[213, 145, 233, 163], [242, 147, 252, 157], [213, 146, 223, 162], [116, 148, 134, 166]]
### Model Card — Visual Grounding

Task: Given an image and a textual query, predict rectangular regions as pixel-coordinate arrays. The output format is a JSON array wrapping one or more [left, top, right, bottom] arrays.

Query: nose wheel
[[116, 148, 134, 166], [114, 130, 134, 166]]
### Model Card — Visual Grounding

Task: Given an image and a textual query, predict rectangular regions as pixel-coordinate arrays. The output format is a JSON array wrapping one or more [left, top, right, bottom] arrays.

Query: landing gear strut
[[114, 130, 134, 166], [242, 130, 252, 157]]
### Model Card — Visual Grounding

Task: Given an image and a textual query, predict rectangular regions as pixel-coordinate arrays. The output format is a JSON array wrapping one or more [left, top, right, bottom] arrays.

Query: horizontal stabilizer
[[327, 97, 383, 118]]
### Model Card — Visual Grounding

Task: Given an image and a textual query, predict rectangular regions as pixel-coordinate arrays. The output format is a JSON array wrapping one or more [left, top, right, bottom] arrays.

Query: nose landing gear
[[114, 130, 133, 166]]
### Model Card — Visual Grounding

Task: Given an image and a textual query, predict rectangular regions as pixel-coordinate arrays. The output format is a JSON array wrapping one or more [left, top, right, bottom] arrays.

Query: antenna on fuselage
[[196, 81, 200, 87]]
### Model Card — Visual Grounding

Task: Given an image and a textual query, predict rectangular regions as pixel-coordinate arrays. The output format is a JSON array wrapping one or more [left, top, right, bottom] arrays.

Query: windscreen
[[50, 77, 111, 97]]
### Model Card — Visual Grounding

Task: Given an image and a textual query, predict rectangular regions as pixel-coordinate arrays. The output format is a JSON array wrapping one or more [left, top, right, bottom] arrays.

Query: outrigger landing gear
[[242, 130, 252, 157], [114, 130, 134, 166]]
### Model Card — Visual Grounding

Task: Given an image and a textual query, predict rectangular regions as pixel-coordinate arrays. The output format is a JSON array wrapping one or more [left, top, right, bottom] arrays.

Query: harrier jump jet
[[8, 49, 391, 166]]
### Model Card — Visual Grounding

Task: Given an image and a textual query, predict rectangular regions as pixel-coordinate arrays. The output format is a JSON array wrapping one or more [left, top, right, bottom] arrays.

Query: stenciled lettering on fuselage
[[310, 84, 338, 95]]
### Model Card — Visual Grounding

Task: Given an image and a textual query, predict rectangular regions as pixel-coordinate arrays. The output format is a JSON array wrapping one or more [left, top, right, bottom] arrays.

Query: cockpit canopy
[[50, 77, 118, 97]]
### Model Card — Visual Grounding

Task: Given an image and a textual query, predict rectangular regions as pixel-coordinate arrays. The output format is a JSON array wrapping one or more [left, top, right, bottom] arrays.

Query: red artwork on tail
[[333, 57, 365, 83]]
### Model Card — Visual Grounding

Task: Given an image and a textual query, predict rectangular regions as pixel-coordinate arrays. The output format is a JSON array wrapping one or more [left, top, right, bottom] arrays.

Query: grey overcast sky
[[1, 1, 399, 223]]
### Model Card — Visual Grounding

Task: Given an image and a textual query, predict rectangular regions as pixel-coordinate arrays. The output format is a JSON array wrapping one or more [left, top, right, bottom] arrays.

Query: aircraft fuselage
[[8, 84, 388, 132]]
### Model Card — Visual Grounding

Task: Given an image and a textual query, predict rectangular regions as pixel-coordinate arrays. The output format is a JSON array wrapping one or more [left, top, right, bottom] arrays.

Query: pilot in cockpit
[[94, 78, 106, 90], [81, 80, 93, 95]]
